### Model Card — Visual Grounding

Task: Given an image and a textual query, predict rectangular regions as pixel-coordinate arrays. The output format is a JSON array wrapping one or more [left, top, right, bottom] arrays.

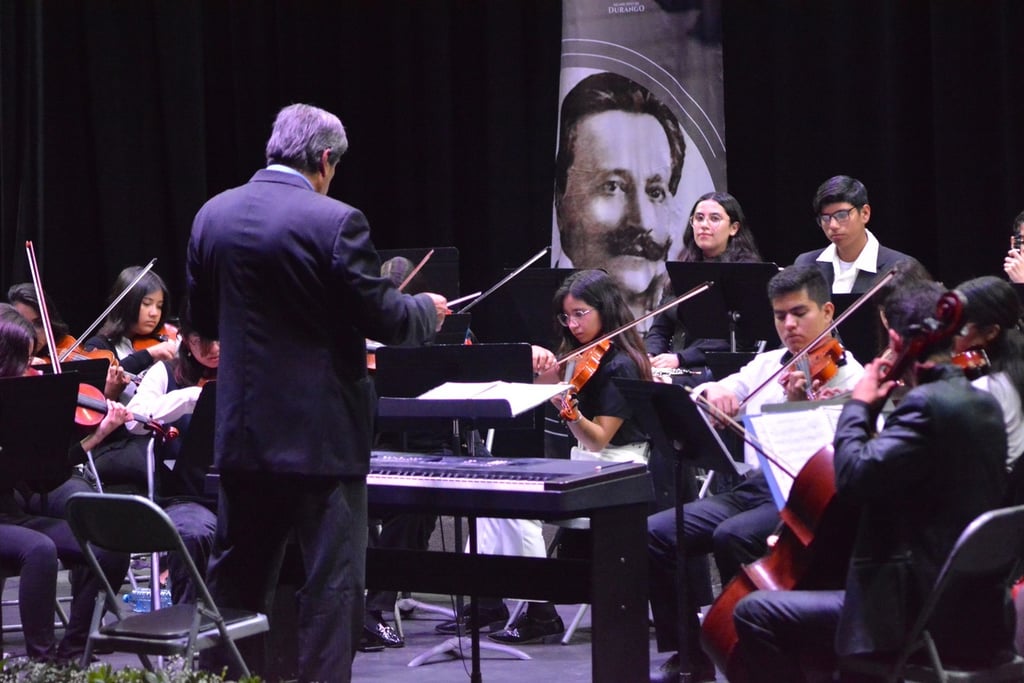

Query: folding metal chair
[[65, 492, 268, 674], [840, 504, 1024, 682]]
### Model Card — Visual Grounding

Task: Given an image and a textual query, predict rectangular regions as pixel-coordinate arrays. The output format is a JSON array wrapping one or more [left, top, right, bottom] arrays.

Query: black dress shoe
[[650, 653, 717, 683], [435, 602, 510, 635], [487, 613, 565, 645], [361, 615, 405, 649]]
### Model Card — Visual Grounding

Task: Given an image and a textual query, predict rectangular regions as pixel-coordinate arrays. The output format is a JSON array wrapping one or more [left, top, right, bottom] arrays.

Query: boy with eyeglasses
[[794, 175, 920, 294]]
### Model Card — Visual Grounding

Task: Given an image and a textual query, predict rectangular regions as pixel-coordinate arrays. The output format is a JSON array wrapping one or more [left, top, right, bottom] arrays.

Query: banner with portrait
[[550, 0, 725, 321]]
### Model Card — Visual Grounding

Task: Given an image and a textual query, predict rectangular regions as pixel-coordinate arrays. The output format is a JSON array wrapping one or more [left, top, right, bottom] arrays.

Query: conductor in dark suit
[[186, 103, 447, 682], [794, 175, 920, 293]]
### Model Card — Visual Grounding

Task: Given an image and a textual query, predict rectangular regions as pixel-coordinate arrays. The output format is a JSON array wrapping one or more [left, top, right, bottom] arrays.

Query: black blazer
[[794, 244, 920, 293], [832, 366, 1009, 657], [186, 169, 437, 477]]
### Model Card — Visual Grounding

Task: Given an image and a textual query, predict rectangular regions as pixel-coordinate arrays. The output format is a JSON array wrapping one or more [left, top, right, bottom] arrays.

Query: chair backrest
[[907, 504, 1024, 661], [938, 504, 1024, 583], [66, 492, 184, 555]]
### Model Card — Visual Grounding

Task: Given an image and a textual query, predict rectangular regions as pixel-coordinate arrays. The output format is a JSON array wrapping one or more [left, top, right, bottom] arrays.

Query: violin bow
[[555, 281, 714, 366], [57, 258, 157, 364], [24, 241, 63, 374], [737, 268, 897, 411], [458, 246, 551, 314], [686, 386, 797, 479], [397, 249, 434, 292]]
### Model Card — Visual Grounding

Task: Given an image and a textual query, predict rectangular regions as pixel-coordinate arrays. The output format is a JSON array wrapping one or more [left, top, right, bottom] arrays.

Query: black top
[[573, 344, 647, 447]]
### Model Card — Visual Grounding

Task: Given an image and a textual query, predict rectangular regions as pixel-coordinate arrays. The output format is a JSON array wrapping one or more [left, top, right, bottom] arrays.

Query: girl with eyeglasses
[[647, 192, 763, 382], [488, 269, 653, 647]]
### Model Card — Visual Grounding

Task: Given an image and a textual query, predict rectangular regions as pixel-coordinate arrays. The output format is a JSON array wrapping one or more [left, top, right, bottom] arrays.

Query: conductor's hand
[[425, 293, 448, 331], [1005, 249, 1024, 284]]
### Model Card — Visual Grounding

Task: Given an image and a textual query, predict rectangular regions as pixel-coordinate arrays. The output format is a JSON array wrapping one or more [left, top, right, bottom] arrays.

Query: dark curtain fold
[[1, 1, 1021, 334]]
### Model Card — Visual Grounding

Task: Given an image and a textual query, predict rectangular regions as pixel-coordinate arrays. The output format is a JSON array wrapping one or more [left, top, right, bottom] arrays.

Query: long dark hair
[[678, 192, 762, 263], [6, 283, 71, 342], [552, 270, 652, 381], [956, 276, 1024, 401], [98, 266, 170, 341], [0, 308, 35, 377], [171, 319, 217, 388]]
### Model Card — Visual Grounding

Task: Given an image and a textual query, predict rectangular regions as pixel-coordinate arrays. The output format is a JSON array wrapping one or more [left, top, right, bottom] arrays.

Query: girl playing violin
[[7, 282, 71, 358], [954, 276, 1024, 476], [82, 266, 178, 492], [125, 318, 218, 604], [543, 269, 653, 459], [0, 314, 131, 664], [84, 265, 178, 385], [488, 270, 652, 647]]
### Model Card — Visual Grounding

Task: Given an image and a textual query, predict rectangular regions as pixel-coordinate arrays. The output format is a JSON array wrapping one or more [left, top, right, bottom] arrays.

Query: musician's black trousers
[[731, 588, 843, 682], [648, 470, 778, 654]]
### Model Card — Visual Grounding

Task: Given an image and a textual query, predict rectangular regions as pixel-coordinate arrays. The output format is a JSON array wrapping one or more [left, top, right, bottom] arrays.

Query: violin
[[75, 382, 178, 441], [952, 347, 990, 380], [133, 322, 179, 352], [559, 340, 610, 421]]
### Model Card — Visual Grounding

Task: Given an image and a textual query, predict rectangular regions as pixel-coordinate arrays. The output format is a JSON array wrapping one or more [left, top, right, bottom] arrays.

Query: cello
[[699, 289, 966, 681]]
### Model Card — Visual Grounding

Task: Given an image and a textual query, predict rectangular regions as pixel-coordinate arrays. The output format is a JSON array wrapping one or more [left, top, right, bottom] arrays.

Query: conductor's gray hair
[[265, 103, 348, 173]]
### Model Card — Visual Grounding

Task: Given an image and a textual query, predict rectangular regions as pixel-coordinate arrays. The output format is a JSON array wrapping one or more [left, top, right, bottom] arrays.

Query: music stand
[[613, 378, 750, 681], [830, 293, 885, 366], [378, 246, 461, 299], [36, 358, 110, 393], [375, 343, 541, 675], [434, 313, 472, 346], [469, 268, 575, 349], [0, 373, 79, 484], [665, 261, 779, 353]]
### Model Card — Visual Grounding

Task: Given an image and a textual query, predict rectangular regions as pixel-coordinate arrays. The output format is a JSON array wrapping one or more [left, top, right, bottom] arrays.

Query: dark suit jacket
[[832, 366, 1009, 657], [186, 169, 437, 478], [794, 243, 920, 293]]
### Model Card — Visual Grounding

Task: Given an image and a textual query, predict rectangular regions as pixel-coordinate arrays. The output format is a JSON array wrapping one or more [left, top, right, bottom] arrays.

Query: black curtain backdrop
[[2, 1, 1022, 337]]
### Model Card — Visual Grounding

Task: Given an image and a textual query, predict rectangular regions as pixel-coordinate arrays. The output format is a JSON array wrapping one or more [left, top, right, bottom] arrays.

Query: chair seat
[[92, 605, 268, 657], [842, 652, 1024, 682]]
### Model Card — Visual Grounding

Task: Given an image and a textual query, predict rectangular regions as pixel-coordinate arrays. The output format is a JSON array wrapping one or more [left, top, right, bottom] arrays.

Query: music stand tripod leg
[[406, 516, 530, 672]]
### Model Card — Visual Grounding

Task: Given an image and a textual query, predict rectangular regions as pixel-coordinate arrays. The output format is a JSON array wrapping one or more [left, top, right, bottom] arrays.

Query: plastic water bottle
[[122, 586, 172, 612]]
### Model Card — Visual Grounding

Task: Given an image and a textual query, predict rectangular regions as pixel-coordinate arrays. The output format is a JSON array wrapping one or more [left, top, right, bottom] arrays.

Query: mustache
[[603, 227, 672, 261]]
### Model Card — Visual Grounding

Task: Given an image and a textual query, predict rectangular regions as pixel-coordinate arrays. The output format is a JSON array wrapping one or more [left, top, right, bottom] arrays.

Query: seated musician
[[649, 264, 864, 683], [0, 312, 131, 664], [461, 269, 652, 646], [731, 281, 1014, 682], [84, 265, 180, 492], [7, 283, 128, 400], [952, 276, 1024, 483], [124, 318, 218, 605], [646, 192, 764, 385]]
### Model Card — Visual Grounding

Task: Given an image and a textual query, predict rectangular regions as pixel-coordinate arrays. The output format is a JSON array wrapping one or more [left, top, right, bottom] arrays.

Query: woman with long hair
[[647, 192, 763, 379]]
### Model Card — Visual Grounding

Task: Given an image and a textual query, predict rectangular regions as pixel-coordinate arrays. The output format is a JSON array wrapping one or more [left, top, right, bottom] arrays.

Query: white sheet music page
[[418, 381, 571, 417], [745, 405, 842, 506]]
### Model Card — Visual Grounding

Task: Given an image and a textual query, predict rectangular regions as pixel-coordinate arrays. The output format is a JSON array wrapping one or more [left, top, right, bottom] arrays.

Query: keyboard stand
[[407, 516, 530, 669]]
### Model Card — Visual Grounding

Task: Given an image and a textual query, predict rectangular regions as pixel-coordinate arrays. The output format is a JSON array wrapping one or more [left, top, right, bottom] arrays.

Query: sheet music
[[418, 381, 570, 417], [744, 405, 842, 507]]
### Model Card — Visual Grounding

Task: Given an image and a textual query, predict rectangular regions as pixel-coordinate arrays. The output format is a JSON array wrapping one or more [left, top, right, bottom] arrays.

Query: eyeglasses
[[556, 309, 594, 327], [816, 207, 859, 227], [690, 213, 727, 227]]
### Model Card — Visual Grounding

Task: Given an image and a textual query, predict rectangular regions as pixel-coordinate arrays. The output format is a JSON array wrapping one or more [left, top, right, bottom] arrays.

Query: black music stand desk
[[613, 378, 749, 681], [0, 373, 79, 484], [666, 261, 779, 353]]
